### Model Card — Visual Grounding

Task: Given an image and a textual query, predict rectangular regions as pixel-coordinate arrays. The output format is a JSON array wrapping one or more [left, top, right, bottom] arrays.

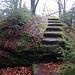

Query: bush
[[57, 63, 75, 75], [57, 25, 75, 75]]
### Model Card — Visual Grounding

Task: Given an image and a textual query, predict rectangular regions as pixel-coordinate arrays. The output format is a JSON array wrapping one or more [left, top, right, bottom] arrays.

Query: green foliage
[[57, 28, 75, 62], [67, 38, 75, 63], [0, 0, 32, 23], [61, 4, 75, 25], [58, 39, 75, 63], [17, 32, 31, 52], [17, 32, 40, 52], [57, 47, 69, 62], [61, 12, 72, 25], [0, 0, 22, 14], [57, 28, 75, 75], [6, 7, 31, 24], [57, 63, 75, 75], [14, 7, 31, 23]]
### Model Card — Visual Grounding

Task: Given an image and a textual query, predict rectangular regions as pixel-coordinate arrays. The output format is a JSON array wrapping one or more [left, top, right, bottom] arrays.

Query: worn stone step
[[44, 31, 63, 34], [41, 44, 58, 48], [44, 33, 63, 38], [47, 26, 62, 28], [48, 18, 59, 20], [48, 23, 64, 26], [42, 40, 64, 45], [46, 27, 62, 31], [43, 37, 63, 41], [48, 20, 61, 23], [42, 37, 64, 45]]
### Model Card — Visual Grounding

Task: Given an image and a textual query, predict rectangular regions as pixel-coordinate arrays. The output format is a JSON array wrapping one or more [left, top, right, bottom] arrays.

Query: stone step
[[48, 23, 64, 26], [41, 44, 58, 48], [44, 31, 63, 34], [48, 20, 61, 23], [47, 26, 62, 28], [48, 18, 59, 20], [42, 37, 64, 45], [43, 37, 63, 41], [46, 27, 62, 31], [44, 33, 63, 38]]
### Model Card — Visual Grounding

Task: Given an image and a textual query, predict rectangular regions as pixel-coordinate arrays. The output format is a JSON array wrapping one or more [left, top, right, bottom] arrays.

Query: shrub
[[57, 63, 75, 75], [57, 25, 75, 75]]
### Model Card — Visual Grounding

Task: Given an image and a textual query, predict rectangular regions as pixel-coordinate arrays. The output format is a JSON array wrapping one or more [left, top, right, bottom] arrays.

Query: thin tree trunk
[[31, 0, 35, 14], [13, 0, 18, 13], [19, 0, 22, 8], [63, 0, 66, 21], [58, 0, 62, 19], [31, 0, 39, 15]]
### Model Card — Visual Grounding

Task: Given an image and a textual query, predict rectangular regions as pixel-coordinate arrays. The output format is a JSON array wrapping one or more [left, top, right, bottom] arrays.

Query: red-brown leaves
[[28, 36, 40, 47], [1, 28, 22, 50], [0, 62, 69, 75], [36, 62, 69, 75], [0, 21, 10, 29], [2, 39, 17, 50], [0, 66, 32, 75], [37, 62, 61, 75], [64, 25, 75, 36], [0, 17, 41, 50], [21, 17, 41, 36], [64, 25, 75, 42]]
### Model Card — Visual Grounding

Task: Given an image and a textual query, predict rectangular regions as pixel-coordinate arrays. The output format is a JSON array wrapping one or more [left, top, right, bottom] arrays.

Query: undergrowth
[[57, 25, 75, 75]]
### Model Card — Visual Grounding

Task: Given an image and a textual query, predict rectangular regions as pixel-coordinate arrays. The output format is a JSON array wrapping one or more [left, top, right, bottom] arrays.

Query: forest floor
[[0, 62, 69, 75]]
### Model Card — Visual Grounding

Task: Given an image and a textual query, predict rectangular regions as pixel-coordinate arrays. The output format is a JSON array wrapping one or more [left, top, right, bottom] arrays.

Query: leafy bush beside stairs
[[57, 25, 75, 75]]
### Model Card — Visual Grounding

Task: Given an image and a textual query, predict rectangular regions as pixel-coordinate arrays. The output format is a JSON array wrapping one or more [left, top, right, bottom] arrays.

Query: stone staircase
[[42, 18, 65, 47]]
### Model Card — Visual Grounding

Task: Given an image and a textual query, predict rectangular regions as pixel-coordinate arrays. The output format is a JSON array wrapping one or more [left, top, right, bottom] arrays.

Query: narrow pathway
[[42, 18, 65, 47]]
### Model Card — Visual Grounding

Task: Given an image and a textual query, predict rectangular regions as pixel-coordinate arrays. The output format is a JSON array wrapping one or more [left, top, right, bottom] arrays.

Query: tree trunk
[[63, 0, 66, 21], [19, 0, 22, 8], [31, 0, 39, 15], [58, 0, 62, 19], [31, 0, 35, 14]]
